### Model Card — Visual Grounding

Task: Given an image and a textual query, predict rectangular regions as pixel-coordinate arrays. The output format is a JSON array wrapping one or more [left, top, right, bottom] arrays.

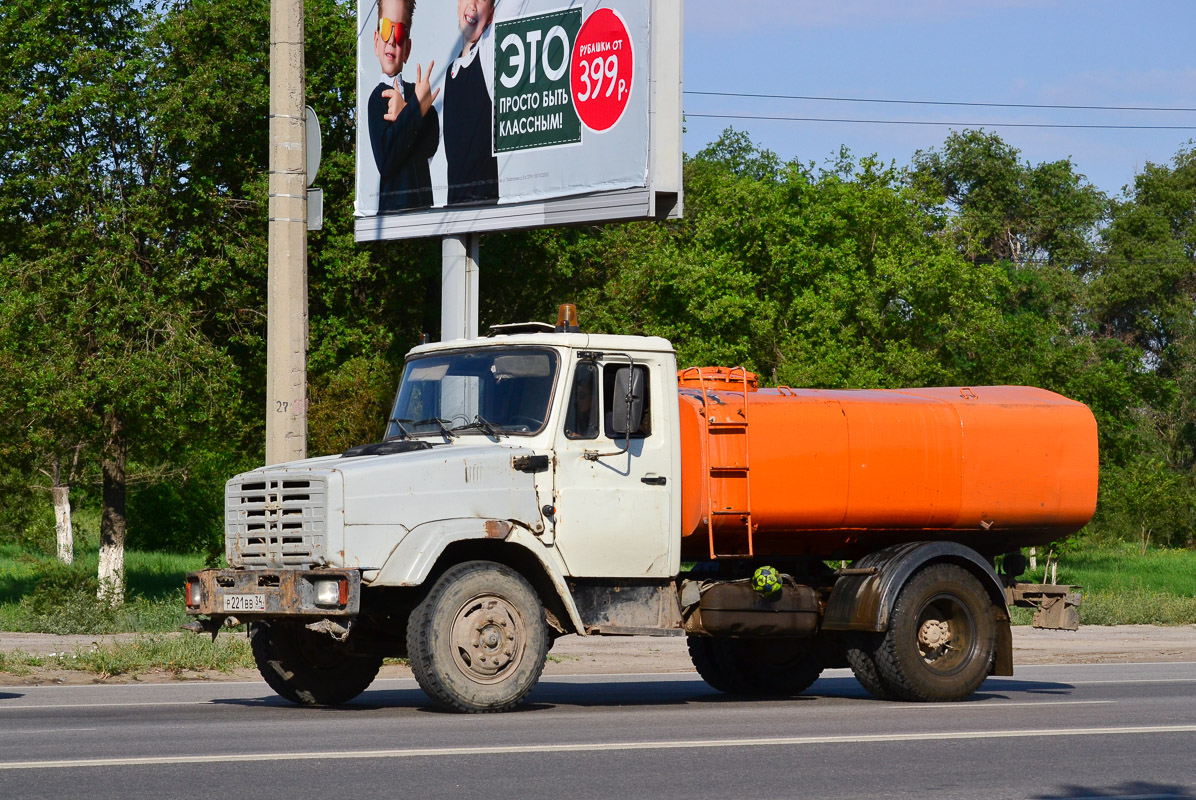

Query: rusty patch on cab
[[485, 520, 512, 539]]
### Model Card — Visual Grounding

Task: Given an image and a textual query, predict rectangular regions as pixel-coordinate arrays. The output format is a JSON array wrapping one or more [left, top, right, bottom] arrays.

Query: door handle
[[641, 476, 666, 486]]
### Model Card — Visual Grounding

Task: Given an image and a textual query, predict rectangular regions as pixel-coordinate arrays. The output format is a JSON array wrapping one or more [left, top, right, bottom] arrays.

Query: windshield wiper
[[414, 417, 458, 439], [452, 414, 504, 440], [385, 418, 414, 441]]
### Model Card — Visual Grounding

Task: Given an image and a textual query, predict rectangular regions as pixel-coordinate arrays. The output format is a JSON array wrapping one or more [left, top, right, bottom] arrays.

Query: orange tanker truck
[[185, 306, 1098, 712]]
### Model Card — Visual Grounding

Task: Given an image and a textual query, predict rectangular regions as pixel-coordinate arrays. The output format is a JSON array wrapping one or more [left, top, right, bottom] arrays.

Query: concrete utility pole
[[266, 0, 308, 465], [442, 234, 480, 341]]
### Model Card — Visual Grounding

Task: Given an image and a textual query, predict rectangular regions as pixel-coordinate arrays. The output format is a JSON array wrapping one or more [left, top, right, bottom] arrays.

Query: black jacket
[[368, 79, 439, 212]]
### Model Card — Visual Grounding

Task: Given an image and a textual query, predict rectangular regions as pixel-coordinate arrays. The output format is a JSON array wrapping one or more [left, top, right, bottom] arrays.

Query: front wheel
[[249, 620, 382, 706], [873, 563, 997, 702], [407, 561, 550, 713]]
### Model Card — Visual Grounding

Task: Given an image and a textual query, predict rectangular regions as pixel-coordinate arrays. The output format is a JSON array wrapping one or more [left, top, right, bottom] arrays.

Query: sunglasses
[[378, 16, 408, 44]]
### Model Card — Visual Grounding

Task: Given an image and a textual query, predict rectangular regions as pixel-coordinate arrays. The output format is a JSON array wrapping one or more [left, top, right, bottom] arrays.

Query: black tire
[[249, 620, 382, 706], [406, 560, 550, 713], [687, 635, 824, 697], [873, 563, 997, 702], [844, 632, 893, 700]]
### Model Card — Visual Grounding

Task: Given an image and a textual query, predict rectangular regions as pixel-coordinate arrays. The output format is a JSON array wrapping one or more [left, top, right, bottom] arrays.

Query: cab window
[[564, 362, 599, 440], [602, 363, 651, 439]]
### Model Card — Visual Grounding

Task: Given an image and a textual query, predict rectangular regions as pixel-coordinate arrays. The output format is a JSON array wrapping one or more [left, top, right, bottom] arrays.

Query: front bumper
[[184, 568, 362, 619]]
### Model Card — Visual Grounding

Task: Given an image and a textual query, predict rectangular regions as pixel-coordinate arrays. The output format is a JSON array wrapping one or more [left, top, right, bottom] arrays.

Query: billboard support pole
[[266, 0, 308, 464], [441, 234, 479, 341]]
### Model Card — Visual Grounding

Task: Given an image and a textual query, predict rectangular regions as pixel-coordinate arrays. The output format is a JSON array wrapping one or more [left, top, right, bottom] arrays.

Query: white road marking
[[1064, 795, 1190, 800], [1061, 795, 1189, 800], [896, 700, 1115, 709], [1013, 661, 1196, 669], [0, 700, 248, 712], [1, 724, 1194, 771], [1065, 678, 1196, 685]]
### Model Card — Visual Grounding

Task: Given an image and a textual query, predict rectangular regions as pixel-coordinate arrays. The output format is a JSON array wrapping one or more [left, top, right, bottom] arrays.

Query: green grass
[[1077, 590, 1196, 626], [0, 634, 255, 677], [1006, 543, 1196, 625], [1007, 543, 1196, 626], [1047, 542, 1196, 597], [0, 544, 207, 634]]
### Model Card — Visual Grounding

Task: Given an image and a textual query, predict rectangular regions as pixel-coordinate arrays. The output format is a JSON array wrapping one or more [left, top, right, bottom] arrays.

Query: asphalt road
[[1, 663, 1194, 800]]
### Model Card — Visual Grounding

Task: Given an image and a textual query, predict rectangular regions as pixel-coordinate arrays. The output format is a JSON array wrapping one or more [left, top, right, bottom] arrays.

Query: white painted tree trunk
[[51, 485, 74, 564], [98, 410, 127, 607], [97, 532, 124, 605]]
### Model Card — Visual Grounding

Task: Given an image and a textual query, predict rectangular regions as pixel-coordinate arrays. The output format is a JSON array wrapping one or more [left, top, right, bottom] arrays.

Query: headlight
[[314, 578, 345, 606]]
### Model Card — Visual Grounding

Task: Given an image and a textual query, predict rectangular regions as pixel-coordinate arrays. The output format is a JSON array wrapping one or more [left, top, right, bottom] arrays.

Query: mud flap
[[992, 617, 1013, 676]]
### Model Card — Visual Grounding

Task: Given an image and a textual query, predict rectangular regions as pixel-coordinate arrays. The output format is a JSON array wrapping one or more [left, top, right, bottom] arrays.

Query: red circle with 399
[[569, 8, 634, 132]]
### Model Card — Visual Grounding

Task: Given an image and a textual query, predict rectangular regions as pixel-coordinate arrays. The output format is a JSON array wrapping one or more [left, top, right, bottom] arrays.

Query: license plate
[[223, 594, 266, 612]]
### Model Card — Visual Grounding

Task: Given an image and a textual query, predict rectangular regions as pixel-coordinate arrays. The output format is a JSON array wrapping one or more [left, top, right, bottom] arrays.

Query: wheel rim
[[450, 593, 526, 685], [913, 592, 977, 676]]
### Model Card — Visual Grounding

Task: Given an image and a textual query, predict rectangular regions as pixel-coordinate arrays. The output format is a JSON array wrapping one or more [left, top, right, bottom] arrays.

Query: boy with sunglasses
[[369, 0, 440, 212]]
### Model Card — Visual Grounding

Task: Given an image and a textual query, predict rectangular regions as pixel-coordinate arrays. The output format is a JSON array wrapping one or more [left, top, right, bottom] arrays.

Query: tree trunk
[[51, 485, 74, 564], [98, 410, 127, 607]]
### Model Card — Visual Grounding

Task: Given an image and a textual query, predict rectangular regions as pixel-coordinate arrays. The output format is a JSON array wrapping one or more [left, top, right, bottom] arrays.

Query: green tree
[[910, 129, 1107, 268], [1092, 145, 1196, 452], [532, 131, 1038, 395], [1080, 145, 1196, 545], [0, 0, 237, 601], [150, 0, 442, 462]]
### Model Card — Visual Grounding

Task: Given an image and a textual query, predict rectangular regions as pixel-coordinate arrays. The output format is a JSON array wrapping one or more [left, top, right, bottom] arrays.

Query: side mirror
[[610, 366, 644, 435]]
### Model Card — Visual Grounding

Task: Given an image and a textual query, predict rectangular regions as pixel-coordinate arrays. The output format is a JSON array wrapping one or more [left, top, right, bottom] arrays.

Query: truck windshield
[[387, 347, 560, 438]]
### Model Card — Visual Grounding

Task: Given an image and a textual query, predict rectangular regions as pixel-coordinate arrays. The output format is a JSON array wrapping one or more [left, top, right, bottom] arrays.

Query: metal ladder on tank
[[684, 366, 755, 558]]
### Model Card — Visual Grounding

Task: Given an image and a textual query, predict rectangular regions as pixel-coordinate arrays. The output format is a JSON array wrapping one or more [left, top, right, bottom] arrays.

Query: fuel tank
[[676, 368, 1098, 560]]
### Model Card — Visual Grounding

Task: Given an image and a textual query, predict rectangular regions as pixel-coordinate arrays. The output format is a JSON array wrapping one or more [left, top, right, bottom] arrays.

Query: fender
[[823, 541, 1008, 632], [369, 517, 586, 634], [822, 541, 1012, 675]]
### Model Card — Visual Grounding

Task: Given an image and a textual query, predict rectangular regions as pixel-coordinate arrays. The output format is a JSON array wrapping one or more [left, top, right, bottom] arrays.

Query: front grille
[[225, 475, 328, 567]]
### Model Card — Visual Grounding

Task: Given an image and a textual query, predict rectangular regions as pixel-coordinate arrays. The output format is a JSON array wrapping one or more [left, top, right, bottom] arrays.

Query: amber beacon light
[[555, 303, 581, 332]]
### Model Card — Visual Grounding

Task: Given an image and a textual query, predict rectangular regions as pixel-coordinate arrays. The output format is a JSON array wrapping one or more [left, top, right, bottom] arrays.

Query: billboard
[[354, 0, 682, 241]]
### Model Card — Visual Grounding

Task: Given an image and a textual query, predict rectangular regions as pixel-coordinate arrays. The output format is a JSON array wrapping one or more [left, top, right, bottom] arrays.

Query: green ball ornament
[[751, 566, 782, 597]]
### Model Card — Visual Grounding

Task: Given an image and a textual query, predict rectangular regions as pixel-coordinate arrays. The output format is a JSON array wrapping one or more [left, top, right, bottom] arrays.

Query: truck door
[[551, 354, 675, 578]]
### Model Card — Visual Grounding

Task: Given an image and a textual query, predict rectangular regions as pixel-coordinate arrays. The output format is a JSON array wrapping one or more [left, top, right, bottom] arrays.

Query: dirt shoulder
[[2, 625, 1195, 687]]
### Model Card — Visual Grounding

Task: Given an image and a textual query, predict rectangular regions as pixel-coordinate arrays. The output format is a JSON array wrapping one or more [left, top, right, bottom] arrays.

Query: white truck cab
[[187, 324, 694, 712], [385, 330, 683, 581]]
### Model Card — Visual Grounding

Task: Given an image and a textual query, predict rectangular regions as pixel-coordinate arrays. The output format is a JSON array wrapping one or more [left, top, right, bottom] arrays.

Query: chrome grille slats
[[225, 475, 327, 568]]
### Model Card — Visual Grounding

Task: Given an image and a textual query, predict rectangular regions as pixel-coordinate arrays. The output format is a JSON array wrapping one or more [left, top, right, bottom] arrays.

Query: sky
[[681, 0, 1196, 199]]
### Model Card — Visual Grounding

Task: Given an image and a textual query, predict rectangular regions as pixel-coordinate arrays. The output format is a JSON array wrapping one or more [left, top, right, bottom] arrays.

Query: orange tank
[[676, 368, 1099, 560]]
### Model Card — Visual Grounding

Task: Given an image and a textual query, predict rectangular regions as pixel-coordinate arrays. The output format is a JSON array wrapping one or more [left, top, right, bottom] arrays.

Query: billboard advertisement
[[354, 0, 682, 241]]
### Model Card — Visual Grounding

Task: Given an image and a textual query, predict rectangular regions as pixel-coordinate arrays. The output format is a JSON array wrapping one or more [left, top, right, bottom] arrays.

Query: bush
[[127, 452, 235, 557], [308, 354, 399, 456], [1088, 460, 1196, 551], [12, 560, 115, 633]]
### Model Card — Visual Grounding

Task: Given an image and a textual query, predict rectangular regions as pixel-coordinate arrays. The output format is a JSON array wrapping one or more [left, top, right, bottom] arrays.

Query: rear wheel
[[873, 563, 996, 702], [249, 620, 382, 706], [688, 636, 824, 696], [844, 632, 892, 700], [407, 561, 550, 713]]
